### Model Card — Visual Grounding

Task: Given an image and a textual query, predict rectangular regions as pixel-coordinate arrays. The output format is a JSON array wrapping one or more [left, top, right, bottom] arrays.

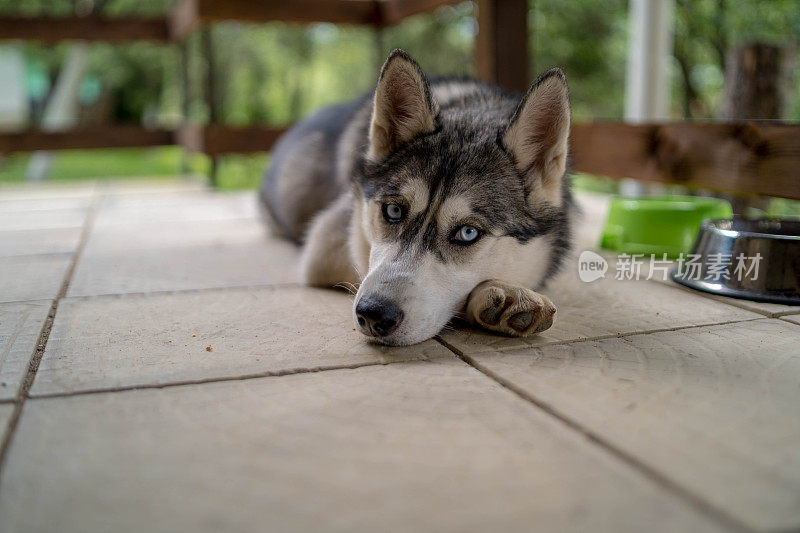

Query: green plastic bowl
[[600, 196, 733, 258]]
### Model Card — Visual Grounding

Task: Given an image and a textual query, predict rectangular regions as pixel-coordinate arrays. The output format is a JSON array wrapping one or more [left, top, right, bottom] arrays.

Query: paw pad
[[478, 288, 507, 325], [507, 310, 534, 332]]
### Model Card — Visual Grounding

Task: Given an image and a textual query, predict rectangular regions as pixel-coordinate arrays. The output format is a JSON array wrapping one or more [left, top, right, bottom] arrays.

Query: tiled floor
[[0, 180, 798, 533]]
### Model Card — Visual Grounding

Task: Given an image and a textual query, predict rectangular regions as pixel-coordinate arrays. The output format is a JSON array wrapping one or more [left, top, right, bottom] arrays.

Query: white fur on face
[[484, 234, 553, 288], [353, 241, 481, 346], [352, 190, 554, 345]]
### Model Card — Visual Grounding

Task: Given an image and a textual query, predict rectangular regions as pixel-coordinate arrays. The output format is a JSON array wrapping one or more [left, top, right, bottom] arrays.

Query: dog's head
[[352, 49, 571, 345]]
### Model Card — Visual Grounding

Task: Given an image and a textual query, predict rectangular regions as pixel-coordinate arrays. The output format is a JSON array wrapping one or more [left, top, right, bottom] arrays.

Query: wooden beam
[[381, 0, 466, 25], [205, 125, 285, 155], [3, 121, 797, 201], [0, 16, 169, 42], [169, 0, 465, 37], [192, 0, 381, 27], [474, 0, 529, 93], [570, 122, 800, 200], [0, 126, 173, 152], [177, 125, 286, 155]]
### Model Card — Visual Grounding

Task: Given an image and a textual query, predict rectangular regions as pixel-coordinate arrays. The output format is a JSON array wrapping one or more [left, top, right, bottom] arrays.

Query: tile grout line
[[26, 356, 444, 401], [1, 283, 311, 307], [650, 278, 800, 318], [61, 281, 307, 302], [0, 192, 99, 481], [13, 319, 767, 402], [450, 315, 767, 356], [434, 336, 752, 533]]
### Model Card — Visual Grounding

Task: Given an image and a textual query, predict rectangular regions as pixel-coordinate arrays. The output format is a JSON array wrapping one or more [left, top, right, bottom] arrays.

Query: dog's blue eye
[[453, 225, 481, 244], [382, 202, 404, 223]]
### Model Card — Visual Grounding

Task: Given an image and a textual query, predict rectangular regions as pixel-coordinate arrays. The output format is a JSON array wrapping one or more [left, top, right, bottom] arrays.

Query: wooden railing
[[570, 122, 800, 200], [0, 0, 798, 200]]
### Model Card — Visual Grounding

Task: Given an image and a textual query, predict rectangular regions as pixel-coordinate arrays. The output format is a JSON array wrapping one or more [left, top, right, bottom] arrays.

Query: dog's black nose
[[355, 296, 404, 337]]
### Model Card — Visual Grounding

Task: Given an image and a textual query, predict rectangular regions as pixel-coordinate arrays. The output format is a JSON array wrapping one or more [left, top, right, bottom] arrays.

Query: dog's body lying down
[[260, 50, 574, 346]]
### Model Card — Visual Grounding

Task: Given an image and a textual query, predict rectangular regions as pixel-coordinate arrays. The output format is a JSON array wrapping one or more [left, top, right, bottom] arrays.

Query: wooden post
[[180, 39, 191, 175], [722, 43, 791, 121], [721, 43, 792, 213], [474, 0, 528, 93], [201, 26, 219, 187]]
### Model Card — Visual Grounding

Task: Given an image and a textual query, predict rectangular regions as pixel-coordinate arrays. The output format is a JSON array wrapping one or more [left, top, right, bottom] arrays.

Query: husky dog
[[260, 49, 573, 346]]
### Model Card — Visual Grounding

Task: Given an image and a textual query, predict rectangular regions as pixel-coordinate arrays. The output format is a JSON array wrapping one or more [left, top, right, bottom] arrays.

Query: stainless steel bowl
[[671, 218, 800, 305]]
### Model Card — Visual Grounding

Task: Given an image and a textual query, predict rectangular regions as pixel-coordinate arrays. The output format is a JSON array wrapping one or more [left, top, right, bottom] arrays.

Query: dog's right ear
[[368, 49, 438, 162]]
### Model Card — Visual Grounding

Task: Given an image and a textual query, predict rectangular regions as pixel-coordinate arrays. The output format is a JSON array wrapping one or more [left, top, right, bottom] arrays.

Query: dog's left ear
[[502, 68, 570, 205], [368, 49, 438, 162]]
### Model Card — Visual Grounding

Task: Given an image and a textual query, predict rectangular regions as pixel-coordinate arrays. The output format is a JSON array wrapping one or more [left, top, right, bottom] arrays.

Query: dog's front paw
[[466, 280, 556, 337]]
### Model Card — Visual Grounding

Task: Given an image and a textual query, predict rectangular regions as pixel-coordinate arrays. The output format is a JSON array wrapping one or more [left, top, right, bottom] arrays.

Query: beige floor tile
[[655, 276, 800, 317], [66, 192, 286, 297], [32, 286, 449, 396], [468, 319, 800, 531], [441, 275, 760, 354], [0, 182, 96, 201], [82, 218, 275, 253], [97, 189, 221, 208], [0, 196, 92, 213], [5, 360, 724, 533], [93, 191, 260, 226], [781, 315, 800, 326], [0, 403, 13, 441], [101, 179, 208, 196], [0, 301, 51, 401], [0, 255, 70, 303], [0, 228, 81, 258], [67, 234, 299, 297], [0, 208, 88, 232]]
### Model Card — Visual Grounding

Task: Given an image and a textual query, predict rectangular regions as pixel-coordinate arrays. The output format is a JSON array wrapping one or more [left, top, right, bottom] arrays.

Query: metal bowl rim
[[701, 217, 800, 242], [670, 267, 800, 305]]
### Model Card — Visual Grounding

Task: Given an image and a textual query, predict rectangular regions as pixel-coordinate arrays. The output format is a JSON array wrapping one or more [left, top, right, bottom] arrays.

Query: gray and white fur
[[260, 49, 573, 345]]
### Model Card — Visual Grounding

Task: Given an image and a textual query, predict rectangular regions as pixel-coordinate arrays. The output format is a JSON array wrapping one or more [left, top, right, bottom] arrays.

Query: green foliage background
[[0, 0, 798, 191]]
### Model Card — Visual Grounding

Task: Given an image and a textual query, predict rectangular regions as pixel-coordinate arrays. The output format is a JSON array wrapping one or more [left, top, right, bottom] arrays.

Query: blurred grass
[[0, 147, 269, 191], [0, 147, 182, 183], [187, 152, 270, 190]]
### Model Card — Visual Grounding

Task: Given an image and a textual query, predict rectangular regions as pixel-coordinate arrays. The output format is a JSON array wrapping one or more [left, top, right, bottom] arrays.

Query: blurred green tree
[[2, 0, 797, 126]]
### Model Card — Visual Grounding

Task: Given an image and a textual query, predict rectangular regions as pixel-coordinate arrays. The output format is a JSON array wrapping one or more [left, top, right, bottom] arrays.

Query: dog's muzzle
[[355, 295, 404, 338]]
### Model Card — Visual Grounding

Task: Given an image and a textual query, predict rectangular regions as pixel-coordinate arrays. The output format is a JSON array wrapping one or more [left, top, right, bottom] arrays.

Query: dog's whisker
[[334, 282, 359, 295]]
